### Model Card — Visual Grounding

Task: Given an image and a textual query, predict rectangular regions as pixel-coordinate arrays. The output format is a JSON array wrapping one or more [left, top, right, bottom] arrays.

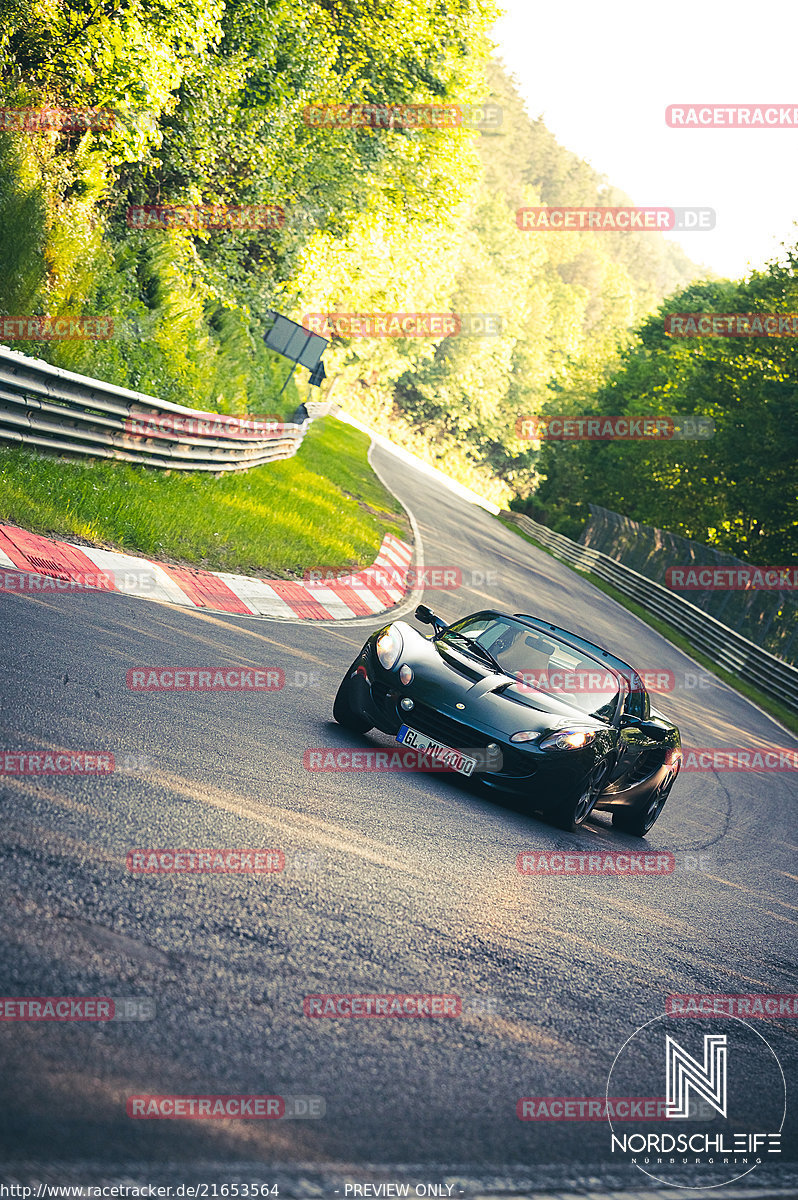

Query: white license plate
[[396, 724, 476, 777]]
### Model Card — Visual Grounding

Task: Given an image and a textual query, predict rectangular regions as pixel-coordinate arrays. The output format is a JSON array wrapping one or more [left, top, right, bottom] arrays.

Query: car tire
[[548, 760, 610, 832], [612, 769, 677, 837], [333, 666, 373, 733]]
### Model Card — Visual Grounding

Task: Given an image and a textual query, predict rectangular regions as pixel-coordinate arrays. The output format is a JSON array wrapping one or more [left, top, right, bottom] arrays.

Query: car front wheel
[[612, 769, 677, 837], [548, 760, 610, 832], [332, 664, 373, 733]]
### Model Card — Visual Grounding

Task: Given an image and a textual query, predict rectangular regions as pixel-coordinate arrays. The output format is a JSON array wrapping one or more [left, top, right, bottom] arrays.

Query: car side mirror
[[620, 713, 641, 728], [415, 604, 448, 636], [638, 719, 671, 741], [622, 714, 670, 740]]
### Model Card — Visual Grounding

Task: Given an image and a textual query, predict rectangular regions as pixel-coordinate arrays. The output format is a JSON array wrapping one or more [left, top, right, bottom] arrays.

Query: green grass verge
[[0, 417, 408, 576], [498, 516, 798, 736]]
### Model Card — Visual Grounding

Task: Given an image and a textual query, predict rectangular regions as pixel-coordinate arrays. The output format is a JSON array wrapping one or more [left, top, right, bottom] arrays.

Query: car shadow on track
[[320, 720, 662, 850]]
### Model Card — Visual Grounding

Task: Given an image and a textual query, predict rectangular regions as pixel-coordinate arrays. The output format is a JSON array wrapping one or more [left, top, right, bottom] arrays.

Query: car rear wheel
[[548, 761, 610, 832], [333, 665, 373, 733], [612, 770, 676, 836]]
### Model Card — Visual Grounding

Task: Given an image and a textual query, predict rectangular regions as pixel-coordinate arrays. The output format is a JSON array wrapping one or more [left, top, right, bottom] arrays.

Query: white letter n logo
[[666, 1034, 727, 1118]]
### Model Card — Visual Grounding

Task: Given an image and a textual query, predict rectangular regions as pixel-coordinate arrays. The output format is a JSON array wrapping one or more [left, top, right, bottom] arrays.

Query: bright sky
[[491, 0, 798, 280]]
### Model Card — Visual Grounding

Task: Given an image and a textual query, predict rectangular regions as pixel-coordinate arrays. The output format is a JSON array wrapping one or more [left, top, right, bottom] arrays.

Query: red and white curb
[[0, 523, 413, 621]]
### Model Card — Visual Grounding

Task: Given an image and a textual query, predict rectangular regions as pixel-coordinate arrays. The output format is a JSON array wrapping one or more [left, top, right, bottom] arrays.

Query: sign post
[[263, 313, 329, 398]]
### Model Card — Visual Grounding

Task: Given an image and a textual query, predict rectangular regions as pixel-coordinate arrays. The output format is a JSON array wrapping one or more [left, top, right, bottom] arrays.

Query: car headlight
[[537, 728, 597, 751], [376, 625, 404, 670]]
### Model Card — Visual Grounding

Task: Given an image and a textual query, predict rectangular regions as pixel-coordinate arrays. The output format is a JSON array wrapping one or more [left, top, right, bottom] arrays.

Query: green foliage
[[528, 262, 798, 561], [0, 419, 406, 573], [0, 131, 48, 314], [2, 1, 732, 543], [333, 60, 702, 502], [1, 0, 497, 421]]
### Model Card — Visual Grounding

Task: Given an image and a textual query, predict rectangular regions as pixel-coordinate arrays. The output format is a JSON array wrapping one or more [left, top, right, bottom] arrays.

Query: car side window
[[478, 621, 512, 649], [452, 617, 493, 641]]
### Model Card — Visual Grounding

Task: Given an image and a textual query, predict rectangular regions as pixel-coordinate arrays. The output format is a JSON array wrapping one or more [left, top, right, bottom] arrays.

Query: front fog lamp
[[537, 728, 597, 751], [399, 664, 414, 686], [376, 625, 404, 670]]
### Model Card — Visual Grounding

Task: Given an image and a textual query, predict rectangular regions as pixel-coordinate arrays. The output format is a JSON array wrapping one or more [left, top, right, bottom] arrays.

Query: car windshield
[[440, 615, 623, 719]]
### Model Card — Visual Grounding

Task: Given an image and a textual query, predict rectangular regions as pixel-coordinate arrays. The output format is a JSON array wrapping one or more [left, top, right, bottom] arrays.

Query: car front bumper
[[350, 649, 598, 803]]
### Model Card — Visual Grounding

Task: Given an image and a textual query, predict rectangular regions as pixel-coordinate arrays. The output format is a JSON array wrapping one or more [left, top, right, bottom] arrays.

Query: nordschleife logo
[[606, 1015, 785, 1188], [665, 1034, 727, 1119]]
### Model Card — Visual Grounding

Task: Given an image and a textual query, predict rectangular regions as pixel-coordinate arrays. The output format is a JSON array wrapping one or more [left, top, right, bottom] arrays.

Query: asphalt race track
[[0, 438, 796, 1195]]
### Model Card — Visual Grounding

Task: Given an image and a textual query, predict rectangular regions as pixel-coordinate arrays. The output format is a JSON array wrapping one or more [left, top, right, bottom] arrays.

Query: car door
[[605, 684, 654, 788]]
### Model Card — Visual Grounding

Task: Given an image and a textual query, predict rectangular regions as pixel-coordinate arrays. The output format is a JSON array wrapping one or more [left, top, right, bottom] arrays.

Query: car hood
[[389, 622, 609, 736]]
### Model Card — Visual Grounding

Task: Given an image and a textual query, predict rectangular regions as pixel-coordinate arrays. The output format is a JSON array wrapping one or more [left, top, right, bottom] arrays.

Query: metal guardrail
[[0, 345, 338, 472], [581, 503, 798, 665], [501, 509, 798, 714]]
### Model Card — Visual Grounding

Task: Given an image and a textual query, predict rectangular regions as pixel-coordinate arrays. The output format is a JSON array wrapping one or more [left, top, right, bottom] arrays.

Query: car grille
[[406, 704, 490, 749]]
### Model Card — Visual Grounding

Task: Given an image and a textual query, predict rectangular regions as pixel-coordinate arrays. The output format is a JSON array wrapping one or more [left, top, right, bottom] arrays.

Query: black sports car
[[333, 606, 682, 835]]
